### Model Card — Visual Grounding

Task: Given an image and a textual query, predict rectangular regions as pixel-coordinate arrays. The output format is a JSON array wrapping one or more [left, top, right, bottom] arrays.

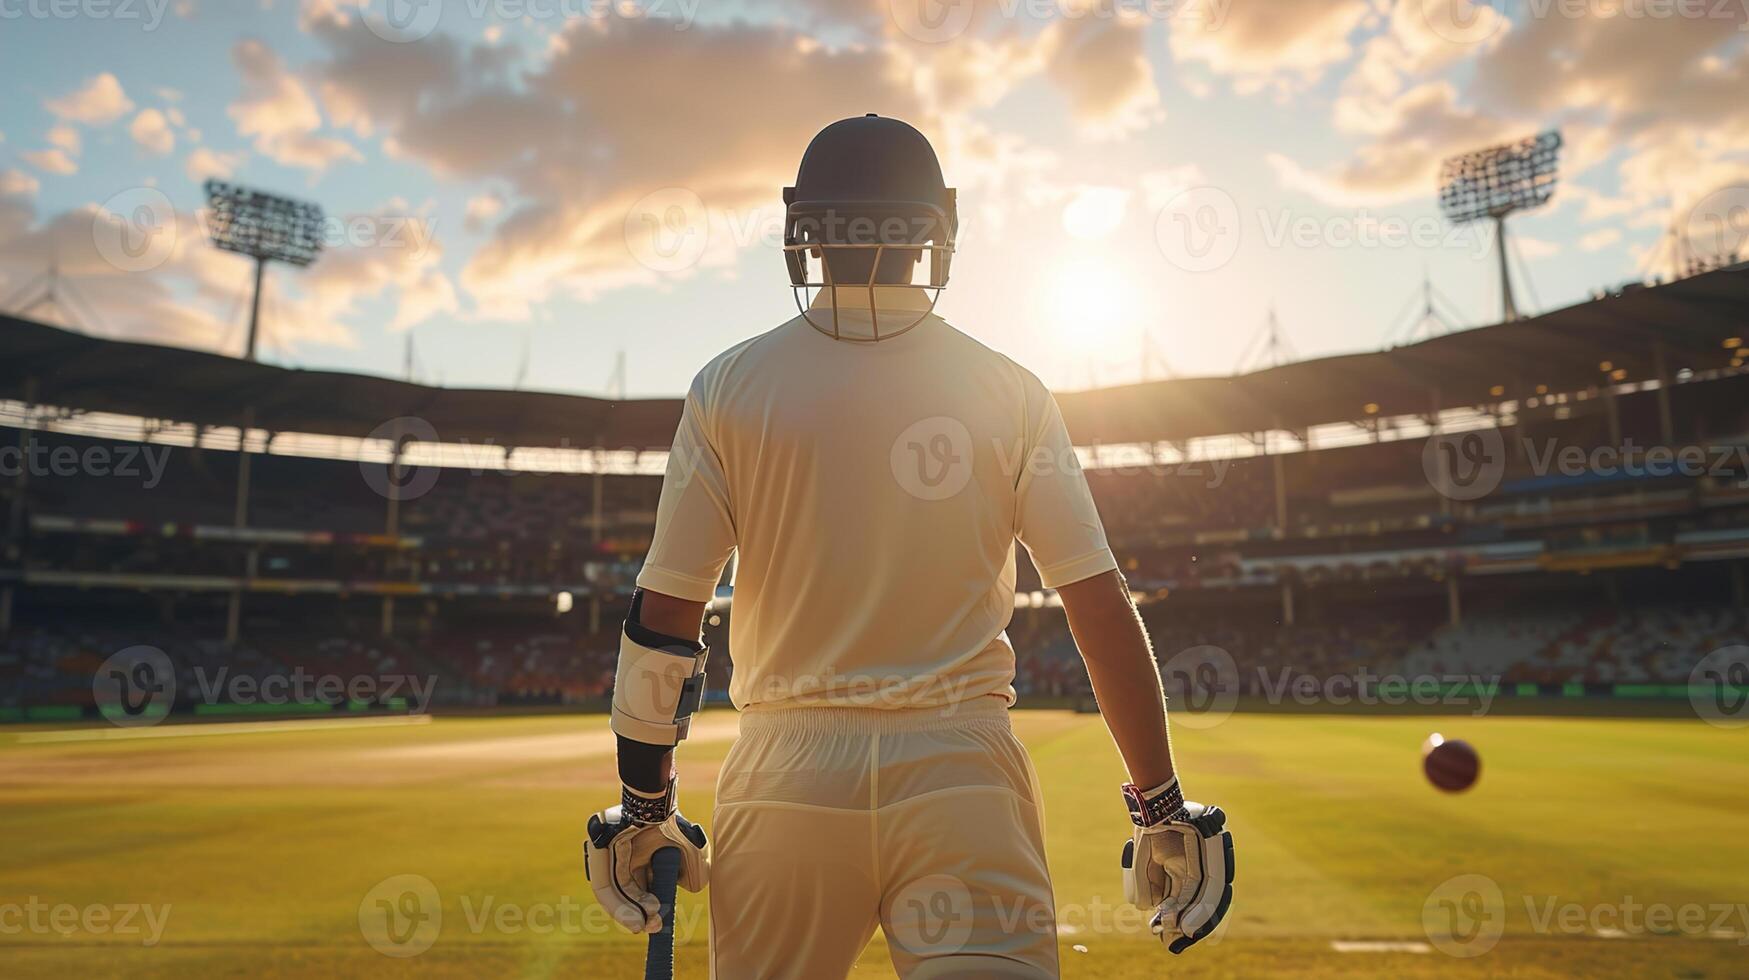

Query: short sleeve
[[1015, 389, 1117, 589], [636, 381, 736, 602]]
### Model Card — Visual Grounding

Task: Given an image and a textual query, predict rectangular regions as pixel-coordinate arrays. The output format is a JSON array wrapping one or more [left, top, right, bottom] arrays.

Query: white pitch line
[[16, 714, 434, 743], [1330, 941, 1434, 954]]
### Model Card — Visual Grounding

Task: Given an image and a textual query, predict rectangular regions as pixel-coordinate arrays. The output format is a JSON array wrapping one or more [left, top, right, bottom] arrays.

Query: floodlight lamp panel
[[204, 179, 326, 267], [1437, 130, 1563, 224]]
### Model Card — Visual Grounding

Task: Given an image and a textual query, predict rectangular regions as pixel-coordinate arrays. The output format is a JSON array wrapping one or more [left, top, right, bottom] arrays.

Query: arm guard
[[610, 596, 709, 747]]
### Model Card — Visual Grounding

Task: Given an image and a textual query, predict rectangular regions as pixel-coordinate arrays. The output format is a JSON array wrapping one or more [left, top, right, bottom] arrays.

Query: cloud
[[22, 149, 79, 176], [47, 125, 82, 156], [1269, 81, 1521, 206], [1040, 12, 1164, 137], [184, 147, 245, 182], [1514, 235, 1558, 260], [1578, 228, 1621, 252], [295, 205, 459, 333], [464, 192, 504, 234], [1139, 164, 1210, 210], [1298, 6, 1749, 229], [0, 187, 454, 355], [0, 170, 37, 242], [130, 109, 176, 156], [1169, 0, 1372, 94], [303, 11, 933, 317], [228, 38, 360, 171], [44, 73, 135, 125]]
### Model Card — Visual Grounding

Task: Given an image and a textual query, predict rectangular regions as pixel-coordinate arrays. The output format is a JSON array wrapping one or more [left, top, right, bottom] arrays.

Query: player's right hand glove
[[1119, 776, 1235, 953], [584, 778, 709, 934]]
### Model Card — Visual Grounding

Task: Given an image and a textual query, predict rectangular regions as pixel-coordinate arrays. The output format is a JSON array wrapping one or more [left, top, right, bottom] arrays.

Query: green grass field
[[2, 709, 1745, 978]]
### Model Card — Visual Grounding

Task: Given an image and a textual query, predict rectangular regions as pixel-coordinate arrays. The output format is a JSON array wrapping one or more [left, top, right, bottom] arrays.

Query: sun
[[1045, 253, 1142, 351]]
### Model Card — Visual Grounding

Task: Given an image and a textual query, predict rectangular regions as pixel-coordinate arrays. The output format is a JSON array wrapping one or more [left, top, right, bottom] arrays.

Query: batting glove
[[1119, 776, 1235, 953], [584, 778, 709, 934]]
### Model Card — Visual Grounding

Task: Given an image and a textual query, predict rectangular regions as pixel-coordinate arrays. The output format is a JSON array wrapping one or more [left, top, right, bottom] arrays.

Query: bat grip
[[643, 846, 682, 980]]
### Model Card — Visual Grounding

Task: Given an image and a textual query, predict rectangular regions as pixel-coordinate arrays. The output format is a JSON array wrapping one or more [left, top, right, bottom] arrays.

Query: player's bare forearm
[[615, 589, 708, 794], [1056, 569, 1176, 789]]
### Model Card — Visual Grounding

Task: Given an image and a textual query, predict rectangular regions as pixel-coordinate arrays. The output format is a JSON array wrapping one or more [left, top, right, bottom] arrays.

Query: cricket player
[[586, 114, 1234, 978]]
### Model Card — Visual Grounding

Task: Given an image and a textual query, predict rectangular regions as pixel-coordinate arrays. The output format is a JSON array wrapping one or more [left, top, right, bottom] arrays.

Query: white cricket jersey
[[636, 285, 1117, 710]]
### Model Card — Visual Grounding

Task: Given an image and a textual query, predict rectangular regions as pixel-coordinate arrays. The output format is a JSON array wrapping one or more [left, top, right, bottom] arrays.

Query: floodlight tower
[[1437, 131, 1561, 323], [203, 180, 325, 361]]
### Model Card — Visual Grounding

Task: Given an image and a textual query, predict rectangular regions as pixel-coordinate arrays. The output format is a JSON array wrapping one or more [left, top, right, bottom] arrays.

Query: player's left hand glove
[[584, 778, 709, 934], [1119, 776, 1234, 953]]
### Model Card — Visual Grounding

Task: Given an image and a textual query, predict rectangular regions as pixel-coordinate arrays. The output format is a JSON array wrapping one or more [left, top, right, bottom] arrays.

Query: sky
[[1, 0, 1746, 399]]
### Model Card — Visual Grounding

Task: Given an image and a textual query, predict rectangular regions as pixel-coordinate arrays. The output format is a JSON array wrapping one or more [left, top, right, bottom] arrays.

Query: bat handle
[[644, 846, 682, 980]]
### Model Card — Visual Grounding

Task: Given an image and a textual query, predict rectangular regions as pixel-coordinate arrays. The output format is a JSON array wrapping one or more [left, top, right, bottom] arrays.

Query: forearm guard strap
[[610, 620, 709, 747]]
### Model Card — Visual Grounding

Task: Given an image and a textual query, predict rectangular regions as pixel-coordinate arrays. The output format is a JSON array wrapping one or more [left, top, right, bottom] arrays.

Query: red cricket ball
[[1422, 733, 1480, 793]]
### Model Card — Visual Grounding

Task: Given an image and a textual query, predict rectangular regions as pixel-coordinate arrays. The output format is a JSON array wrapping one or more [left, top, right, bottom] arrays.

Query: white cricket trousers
[[708, 696, 1059, 979]]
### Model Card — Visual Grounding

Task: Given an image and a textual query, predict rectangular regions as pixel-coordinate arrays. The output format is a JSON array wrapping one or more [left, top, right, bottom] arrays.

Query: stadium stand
[[3, 268, 1747, 717]]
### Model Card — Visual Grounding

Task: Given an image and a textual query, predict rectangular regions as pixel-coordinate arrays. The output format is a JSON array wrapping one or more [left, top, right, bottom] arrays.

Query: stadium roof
[[0, 315, 684, 450], [1, 266, 1744, 450]]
